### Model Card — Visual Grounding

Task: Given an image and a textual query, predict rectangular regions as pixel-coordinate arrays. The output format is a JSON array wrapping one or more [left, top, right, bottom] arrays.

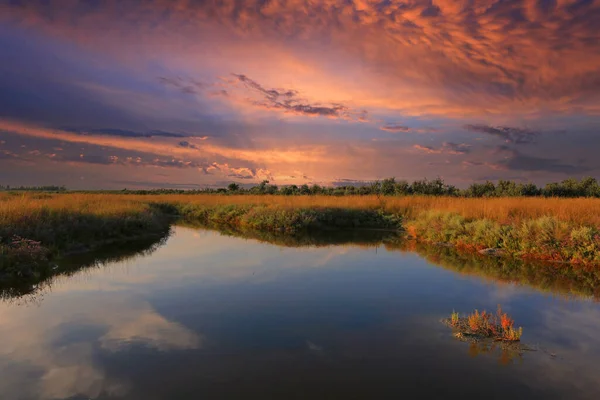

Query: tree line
[[224, 177, 600, 198], [0, 185, 67, 192], [3, 177, 600, 197]]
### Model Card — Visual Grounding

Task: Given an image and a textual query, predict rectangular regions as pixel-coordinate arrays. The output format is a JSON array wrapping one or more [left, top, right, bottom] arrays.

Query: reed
[[447, 306, 523, 342], [4, 193, 600, 226], [1, 193, 600, 278]]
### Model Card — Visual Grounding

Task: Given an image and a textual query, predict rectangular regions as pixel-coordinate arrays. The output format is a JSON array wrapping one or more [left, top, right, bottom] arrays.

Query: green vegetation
[[0, 185, 67, 192], [5, 176, 600, 198], [173, 203, 403, 234], [2, 186, 600, 281], [0, 196, 172, 280], [405, 211, 600, 263]]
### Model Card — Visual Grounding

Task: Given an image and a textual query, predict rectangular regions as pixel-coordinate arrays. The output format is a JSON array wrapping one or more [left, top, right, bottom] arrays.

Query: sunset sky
[[1, 0, 599, 189]]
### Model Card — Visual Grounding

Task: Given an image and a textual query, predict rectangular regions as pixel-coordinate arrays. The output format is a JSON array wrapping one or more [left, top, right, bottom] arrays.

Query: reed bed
[[0, 193, 170, 277], [3, 193, 600, 227], [145, 194, 600, 226], [2, 192, 600, 278]]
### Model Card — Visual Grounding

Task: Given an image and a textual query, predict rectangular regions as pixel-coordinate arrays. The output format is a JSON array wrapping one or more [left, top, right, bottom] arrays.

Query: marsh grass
[[0, 193, 171, 276], [445, 306, 523, 342], [407, 211, 600, 263], [174, 203, 403, 233], [1, 193, 600, 278]]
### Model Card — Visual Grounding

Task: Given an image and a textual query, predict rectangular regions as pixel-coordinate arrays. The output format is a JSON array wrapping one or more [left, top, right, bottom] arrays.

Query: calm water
[[1, 226, 600, 399]]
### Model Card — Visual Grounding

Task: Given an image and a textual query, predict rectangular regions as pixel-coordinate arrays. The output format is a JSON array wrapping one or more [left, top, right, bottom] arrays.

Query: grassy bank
[[0, 193, 171, 279], [178, 223, 600, 300], [158, 194, 600, 263], [1, 193, 600, 279], [180, 221, 403, 249], [405, 211, 600, 263], [172, 203, 402, 233]]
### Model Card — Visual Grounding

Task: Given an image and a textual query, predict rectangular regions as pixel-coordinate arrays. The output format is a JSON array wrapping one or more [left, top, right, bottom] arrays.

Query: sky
[[0, 0, 599, 189]]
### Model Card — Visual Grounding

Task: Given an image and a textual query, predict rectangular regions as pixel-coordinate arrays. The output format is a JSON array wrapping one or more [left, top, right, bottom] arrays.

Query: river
[[1, 226, 599, 399]]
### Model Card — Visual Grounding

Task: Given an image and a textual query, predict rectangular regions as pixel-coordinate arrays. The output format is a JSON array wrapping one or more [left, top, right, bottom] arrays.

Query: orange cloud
[[3, 0, 599, 117], [0, 118, 339, 184]]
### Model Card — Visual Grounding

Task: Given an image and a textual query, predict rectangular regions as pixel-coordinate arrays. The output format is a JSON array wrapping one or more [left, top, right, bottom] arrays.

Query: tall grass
[[140, 194, 600, 226], [155, 194, 600, 263], [1, 193, 600, 276], [448, 306, 523, 342], [4, 193, 599, 225], [0, 193, 170, 277]]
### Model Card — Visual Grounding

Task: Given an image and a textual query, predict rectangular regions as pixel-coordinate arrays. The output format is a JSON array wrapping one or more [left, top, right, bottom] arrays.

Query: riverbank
[[1, 193, 599, 279], [404, 211, 600, 264], [0, 194, 172, 280], [168, 198, 600, 264], [189, 225, 600, 300]]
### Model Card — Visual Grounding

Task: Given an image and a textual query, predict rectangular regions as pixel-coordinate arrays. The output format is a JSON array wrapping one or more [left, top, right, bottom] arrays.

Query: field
[[4, 192, 600, 223], [1, 192, 600, 278]]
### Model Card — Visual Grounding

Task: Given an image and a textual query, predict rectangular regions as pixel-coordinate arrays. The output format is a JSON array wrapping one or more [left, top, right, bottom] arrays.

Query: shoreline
[[3, 219, 600, 301], [1, 195, 599, 281]]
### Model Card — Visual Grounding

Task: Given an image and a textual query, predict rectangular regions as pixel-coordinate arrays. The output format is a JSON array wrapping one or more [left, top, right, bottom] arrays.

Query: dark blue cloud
[[61, 128, 191, 138]]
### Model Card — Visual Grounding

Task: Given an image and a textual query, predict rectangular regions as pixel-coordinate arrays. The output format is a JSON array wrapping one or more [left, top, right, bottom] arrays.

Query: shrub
[[448, 305, 523, 342]]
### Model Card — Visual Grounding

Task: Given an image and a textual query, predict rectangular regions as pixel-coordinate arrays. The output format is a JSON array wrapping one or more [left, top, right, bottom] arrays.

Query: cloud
[[1, 0, 600, 187], [0, 148, 19, 159], [461, 160, 485, 167], [3, 0, 600, 118], [110, 180, 206, 189], [413, 142, 471, 155], [158, 76, 204, 95], [232, 74, 368, 121], [380, 125, 411, 133], [0, 295, 201, 400], [206, 162, 273, 181], [0, 131, 211, 171], [63, 127, 208, 138], [178, 140, 198, 149], [0, 119, 335, 185], [443, 142, 472, 155], [465, 124, 540, 144], [56, 150, 209, 171], [490, 148, 591, 174], [100, 310, 202, 352], [413, 144, 440, 154], [331, 179, 370, 187]]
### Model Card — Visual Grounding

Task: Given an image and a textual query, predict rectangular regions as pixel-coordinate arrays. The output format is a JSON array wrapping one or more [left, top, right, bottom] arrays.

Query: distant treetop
[[2, 177, 600, 198]]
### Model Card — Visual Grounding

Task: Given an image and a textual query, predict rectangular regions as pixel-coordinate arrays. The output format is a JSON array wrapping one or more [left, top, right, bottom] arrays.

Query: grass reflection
[[0, 232, 170, 301]]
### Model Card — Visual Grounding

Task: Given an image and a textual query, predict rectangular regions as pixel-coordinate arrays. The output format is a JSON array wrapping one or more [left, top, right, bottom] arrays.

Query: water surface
[[1, 226, 600, 399]]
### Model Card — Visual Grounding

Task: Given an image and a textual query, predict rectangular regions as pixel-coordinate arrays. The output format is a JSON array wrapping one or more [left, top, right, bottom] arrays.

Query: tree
[[380, 177, 396, 196], [394, 180, 411, 195], [299, 184, 310, 195], [227, 182, 240, 192]]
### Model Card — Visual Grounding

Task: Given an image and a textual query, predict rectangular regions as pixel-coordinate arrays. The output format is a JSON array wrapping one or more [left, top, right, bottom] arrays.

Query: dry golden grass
[[2, 193, 600, 227], [149, 194, 600, 225], [2, 192, 600, 274], [0, 192, 149, 226]]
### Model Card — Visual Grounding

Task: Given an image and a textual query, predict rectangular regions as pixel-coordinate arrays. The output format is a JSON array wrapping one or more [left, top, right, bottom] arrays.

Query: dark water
[[1, 226, 600, 399]]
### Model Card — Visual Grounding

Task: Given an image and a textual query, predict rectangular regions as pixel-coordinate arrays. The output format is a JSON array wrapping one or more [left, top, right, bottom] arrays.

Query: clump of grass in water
[[445, 305, 523, 342]]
